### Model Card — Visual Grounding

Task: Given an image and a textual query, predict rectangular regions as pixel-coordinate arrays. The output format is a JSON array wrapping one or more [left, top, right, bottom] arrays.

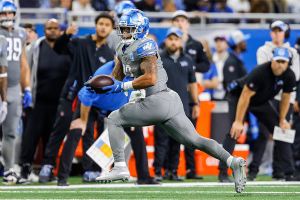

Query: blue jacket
[[78, 61, 132, 111]]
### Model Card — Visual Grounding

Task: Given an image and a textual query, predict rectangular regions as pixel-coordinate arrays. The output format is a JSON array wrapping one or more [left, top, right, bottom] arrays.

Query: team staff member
[[22, 23, 38, 46], [63, 60, 159, 186], [20, 19, 71, 181], [249, 20, 300, 180], [38, 13, 114, 183], [0, 35, 7, 124], [159, 10, 209, 179], [153, 27, 199, 181], [219, 47, 299, 182]]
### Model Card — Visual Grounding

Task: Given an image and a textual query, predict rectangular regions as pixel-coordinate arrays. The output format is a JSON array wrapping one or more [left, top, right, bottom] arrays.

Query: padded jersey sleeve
[[0, 36, 8, 67], [136, 38, 157, 59]]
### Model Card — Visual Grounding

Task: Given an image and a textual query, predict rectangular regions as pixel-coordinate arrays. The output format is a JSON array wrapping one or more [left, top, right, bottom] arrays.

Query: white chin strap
[[1, 21, 14, 28], [121, 38, 135, 45]]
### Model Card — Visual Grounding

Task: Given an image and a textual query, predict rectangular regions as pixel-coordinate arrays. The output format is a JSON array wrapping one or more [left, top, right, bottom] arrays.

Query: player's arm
[[132, 55, 157, 89], [0, 65, 7, 102], [20, 44, 32, 108], [188, 82, 199, 119], [231, 85, 255, 140], [70, 103, 91, 135], [203, 77, 218, 89], [110, 59, 125, 81], [279, 92, 291, 132]]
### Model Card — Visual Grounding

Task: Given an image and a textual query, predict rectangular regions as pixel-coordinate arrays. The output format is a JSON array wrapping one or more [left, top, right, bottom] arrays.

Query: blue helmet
[[0, 0, 17, 28], [114, 1, 136, 20], [117, 9, 149, 44]]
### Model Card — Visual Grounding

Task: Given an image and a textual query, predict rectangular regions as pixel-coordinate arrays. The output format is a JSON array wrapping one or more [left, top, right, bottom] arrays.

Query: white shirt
[[72, 1, 96, 22], [212, 51, 229, 100], [227, 0, 250, 13]]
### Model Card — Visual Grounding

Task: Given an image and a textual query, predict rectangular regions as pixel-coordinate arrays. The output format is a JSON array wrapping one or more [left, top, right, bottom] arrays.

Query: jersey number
[[123, 64, 134, 77], [6, 38, 22, 61]]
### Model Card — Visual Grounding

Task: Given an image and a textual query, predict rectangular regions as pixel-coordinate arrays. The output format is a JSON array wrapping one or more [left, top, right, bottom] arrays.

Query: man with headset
[[247, 20, 300, 180]]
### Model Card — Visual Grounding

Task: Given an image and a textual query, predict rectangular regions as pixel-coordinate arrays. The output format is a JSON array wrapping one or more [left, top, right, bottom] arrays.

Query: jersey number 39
[[6, 38, 22, 61]]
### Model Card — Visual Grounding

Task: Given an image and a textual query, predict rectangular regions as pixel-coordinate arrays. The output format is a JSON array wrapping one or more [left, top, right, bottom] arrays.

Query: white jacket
[[256, 41, 300, 104]]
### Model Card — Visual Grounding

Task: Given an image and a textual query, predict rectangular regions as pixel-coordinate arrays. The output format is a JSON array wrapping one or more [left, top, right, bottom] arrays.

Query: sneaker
[[218, 171, 233, 183], [28, 172, 39, 182], [230, 156, 247, 193], [186, 169, 203, 180], [136, 178, 161, 185], [166, 170, 183, 181], [57, 179, 69, 186], [163, 169, 169, 180], [83, 171, 101, 183], [284, 173, 300, 181], [154, 169, 163, 182], [247, 172, 257, 181], [272, 173, 284, 180], [39, 165, 57, 183], [96, 166, 130, 183], [3, 168, 30, 185], [21, 163, 32, 180]]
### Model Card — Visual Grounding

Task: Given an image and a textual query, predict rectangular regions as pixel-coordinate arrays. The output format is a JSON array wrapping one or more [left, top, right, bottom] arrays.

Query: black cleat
[[57, 179, 69, 186], [247, 172, 257, 181], [218, 172, 233, 183], [166, 170, 183, 181], [136, 178, 161, 185], [186, 170, 203, 180]]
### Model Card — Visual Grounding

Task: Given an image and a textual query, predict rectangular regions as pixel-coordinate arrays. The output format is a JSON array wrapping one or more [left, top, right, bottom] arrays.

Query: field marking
[[0, 191, 299, 194], [0, 181, 299, 190]]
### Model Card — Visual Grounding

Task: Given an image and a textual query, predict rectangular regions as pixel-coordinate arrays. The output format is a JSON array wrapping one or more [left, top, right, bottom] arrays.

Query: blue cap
[[227, 30, 251, 46], [273, 47, 289, 62], [166, 27, 182, 38], [270, 20, 285, 31]]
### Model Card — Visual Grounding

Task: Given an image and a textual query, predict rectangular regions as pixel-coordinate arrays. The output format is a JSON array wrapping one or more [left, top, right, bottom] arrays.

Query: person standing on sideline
[[247, 20, 300, 181], [153, 27, 199, 182], [22, 23, 38, 46], [38, 13, 114, 184], [20, 19, 71, 182], [0, 35, 8, 125], [0, 1, 32, 184]]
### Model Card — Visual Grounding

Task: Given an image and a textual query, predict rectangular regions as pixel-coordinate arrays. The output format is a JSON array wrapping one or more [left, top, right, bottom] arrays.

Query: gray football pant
[[108, 89, 231, 164], [1, 84, 22, 171]]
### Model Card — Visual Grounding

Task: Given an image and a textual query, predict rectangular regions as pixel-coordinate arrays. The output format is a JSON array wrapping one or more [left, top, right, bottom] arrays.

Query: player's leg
[[2, 85, 28, 184]]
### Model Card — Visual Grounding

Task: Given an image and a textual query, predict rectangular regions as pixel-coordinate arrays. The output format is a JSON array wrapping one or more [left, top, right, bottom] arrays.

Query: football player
[[0, 35, 8, 124], [0, 0, 31, 184], [85, 9, 247, 193]]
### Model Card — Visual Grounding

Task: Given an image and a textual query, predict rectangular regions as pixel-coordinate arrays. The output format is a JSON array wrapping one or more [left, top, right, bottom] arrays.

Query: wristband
[[0, 73, 7, 78], [123, 81, 134, 91], [192, 102, 200, 106], [25, 87, 31, 91], [282, 119, 288, 123]]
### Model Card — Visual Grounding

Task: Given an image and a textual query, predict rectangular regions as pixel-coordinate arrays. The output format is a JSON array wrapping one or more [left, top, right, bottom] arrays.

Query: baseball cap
[[273, 47, 290, 62], [166, 27, 183, 38], [227, 30, 251, 46], [22, 23, 36, 32], [214, 35, 226, 42], [270, 20, 285, 31], [172, 10, 188, 21]]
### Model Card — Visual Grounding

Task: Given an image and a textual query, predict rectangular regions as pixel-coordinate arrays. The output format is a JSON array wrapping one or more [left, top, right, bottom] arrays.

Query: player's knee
[[107, 116, 121, 128]]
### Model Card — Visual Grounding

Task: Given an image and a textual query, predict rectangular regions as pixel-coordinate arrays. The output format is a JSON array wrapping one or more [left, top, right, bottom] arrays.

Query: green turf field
[[0, 176, 299, 199]]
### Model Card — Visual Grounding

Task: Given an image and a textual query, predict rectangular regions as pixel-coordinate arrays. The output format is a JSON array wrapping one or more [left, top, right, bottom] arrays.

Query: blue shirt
[[78, 61, 132, 111], [203, 64, 218, 95]]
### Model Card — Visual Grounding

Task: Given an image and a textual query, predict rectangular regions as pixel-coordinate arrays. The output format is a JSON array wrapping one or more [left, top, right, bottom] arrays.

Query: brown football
[[86, 75, 114, 94]]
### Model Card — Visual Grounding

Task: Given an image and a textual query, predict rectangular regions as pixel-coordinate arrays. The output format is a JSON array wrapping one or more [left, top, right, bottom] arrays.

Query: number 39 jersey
[[116, 37, 168, 96], [0, 27, 27, 87]]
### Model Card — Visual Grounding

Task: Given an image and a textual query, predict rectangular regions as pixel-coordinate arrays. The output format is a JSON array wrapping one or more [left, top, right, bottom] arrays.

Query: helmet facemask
[[0, 11, 16, 28], [117, 22, 145, 45]]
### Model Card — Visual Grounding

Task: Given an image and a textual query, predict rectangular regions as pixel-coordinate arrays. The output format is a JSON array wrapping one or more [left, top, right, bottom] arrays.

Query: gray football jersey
[[116, 37, 168, 96], [0, 35, 8, 67], [0, 27, 27, 87]]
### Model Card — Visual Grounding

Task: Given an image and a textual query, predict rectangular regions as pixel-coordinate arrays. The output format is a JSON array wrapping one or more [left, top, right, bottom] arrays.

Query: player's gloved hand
[[103, 77, 124, 94], [0, 101, 8, 124], [85, 76, 96, 94], [23, 88, 32, 108]]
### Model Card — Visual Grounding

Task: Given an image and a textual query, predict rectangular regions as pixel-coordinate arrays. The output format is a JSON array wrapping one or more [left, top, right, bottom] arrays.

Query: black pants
[[57, 106, 151, 181], [153, 124, 181, 171], [292, 113, 300, 164], [248, 99, 293, 175], [22, 107, 33, 135], [218, 94, 295, 175], [20, 102, 58, 164], [41, 99, 75, 167]]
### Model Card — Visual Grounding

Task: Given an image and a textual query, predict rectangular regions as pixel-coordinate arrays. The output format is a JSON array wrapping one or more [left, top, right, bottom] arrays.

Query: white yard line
[[0, 191, 299, 194], [0, 181, 299, 190]]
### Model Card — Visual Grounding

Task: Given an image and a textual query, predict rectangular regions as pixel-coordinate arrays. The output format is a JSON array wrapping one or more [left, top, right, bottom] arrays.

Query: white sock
[[226, 156, 234, 168], [115, 162, 126, 167]]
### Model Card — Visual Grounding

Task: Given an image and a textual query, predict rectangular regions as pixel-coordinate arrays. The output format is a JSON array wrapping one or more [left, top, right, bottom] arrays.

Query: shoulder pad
[[136, 38, 157, 58]]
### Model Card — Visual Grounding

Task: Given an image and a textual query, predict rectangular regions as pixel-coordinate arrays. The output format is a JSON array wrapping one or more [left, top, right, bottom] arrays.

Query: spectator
[[198, 0, 212, 12], [227, 0, 250, 13], [38, 0, 61, 19], [212, 0, 234, 23], [20, 19, 71, 182], [184, 0, 198, 11], [200, 39, 219, 97], [91, 0, 109, 11], [22, 23, 38, 46], [266, 0, 289, 13], [72, 0, 96, 22], [161, 0, 177, 23], [134, 0, 161, 12], [249, 0, 269, 23], [287, 0, 300, 13], [172, 0, 186, 10]]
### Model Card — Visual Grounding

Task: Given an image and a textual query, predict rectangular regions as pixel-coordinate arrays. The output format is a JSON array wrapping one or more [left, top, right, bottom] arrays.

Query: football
[[86, 75, 114, 94]]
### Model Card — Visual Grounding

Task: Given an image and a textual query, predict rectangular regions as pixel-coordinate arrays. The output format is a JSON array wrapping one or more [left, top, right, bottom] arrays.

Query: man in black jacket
[[153, 27, 199, 181], [38, 13, 115, 184], [159, 10, 209, 180]]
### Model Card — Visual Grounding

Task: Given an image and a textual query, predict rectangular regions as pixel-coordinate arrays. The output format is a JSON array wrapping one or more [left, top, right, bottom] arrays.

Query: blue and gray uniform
[[0, 27, 27, 171], [0, 35, 8, 67], [108, 38, 231, 164]]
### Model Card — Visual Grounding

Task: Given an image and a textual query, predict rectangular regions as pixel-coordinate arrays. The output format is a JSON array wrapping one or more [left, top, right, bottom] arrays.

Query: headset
[[269, 21, 290, 39], [272, 47, 293, 67]]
